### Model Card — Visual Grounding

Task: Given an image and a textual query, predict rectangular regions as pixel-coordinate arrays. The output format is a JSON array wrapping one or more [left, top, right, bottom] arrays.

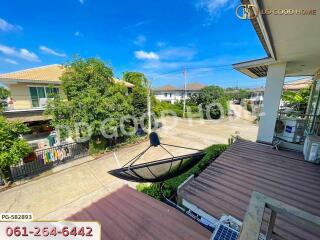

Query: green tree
[[0, 116, 31, 184], [123, 72, 147, 87], [224, 88, 252, 101], [282, 87, 311, 113], [0, 87, 10, 112], [46, 57, 133, 153], [123, 72, 148, 119], [190, 85, 229, 119], [282, 88, 311, 105]]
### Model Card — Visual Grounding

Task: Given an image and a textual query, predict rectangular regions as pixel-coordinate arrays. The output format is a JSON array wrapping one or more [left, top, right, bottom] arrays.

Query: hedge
[[136, 144, 228, 200]]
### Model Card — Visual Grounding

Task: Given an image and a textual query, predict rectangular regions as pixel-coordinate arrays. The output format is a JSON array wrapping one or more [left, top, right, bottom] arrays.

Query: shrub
[[189, 105, 199, 113], [154, 101, 184, 117], [137, 144, 228, 200]]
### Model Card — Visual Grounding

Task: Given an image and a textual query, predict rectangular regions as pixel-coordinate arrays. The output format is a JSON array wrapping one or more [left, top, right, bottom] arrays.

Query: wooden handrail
[[239, 191, 320, 240]]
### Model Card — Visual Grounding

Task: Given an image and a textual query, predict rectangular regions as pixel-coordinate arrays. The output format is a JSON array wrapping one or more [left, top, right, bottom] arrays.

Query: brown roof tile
[[154, 85, 177, 91], [68, 185, 211, 240], [184, 82, 205, 91], [154, 82, 205, 92], [179, 139, 320, 240], [283, 78, 312, 91]]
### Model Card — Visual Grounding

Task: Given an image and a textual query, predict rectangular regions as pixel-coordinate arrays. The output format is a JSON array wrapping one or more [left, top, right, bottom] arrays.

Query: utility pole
[[147, 78, 152, 134], [183, 68, 187, 118]]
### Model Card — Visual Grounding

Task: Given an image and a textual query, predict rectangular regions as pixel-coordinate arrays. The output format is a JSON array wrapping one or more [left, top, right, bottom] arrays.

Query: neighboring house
[[248, 77, 313, 105], [0, 64, 134, 146], [283, 77, 313, 91], [0, 64, 133, 123], [153, 82, 204, 104]]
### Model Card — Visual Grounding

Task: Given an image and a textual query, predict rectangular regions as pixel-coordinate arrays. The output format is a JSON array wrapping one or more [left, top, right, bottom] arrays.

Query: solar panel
[[211, 224, 239, 240]]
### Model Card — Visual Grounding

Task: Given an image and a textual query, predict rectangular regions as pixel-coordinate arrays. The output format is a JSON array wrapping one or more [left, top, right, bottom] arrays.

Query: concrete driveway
[[0, 110, 257, 220]]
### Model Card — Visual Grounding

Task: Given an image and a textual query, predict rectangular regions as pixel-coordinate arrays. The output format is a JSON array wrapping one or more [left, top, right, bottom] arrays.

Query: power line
[[150, 63, 234, 78]]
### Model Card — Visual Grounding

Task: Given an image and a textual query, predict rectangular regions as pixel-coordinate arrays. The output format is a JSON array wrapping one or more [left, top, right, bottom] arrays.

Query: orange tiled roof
[[154, 85, 176, 91], [0, 64, 134, 87], [154, 82, 205, 91], [283, 78, 312, 91], [184, 82, 205, 91], [254, 78, 312, 92], [0, 64, 64, 83]]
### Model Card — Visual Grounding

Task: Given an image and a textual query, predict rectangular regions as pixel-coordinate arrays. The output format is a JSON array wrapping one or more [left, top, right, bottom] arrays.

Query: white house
[[154, 82, 204, 104]]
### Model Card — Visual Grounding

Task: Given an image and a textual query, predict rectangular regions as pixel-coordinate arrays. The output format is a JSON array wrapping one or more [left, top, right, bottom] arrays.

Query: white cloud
[[0, 45, 16, 55], [133, 35, 146, 46], [0, 18, 22, 32], [19, 49, 40, 62], [134, 51, 159, 60], [197, 0, 236, 16], [0, 44, 40, 62], [39, 46, 66, 57], [4, 58, 18, 65], [158, 47, 197, 61]]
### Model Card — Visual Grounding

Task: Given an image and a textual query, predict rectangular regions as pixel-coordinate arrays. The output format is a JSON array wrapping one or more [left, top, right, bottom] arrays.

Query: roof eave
[[242, 0, 276, 59], [0, 78, 61, 85], [232, 57, 275, 78]]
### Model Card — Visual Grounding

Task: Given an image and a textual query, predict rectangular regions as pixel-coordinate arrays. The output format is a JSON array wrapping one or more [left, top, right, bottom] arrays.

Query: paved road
[[0, 108, 257, 220]]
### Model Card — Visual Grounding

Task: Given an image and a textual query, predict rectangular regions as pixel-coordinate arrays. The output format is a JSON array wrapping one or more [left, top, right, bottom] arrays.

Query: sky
[[0, 0, 268, 88]]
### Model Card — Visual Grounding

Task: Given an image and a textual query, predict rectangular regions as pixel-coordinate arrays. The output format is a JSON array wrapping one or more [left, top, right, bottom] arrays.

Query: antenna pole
[[147, 78, 152, 134], [183, 68, 187, 118]]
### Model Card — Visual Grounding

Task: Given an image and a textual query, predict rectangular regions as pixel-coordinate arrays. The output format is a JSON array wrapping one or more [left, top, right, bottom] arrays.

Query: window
[[169, 93, 172, 98], [29, 87, 59, 108], [164, 93, 168, 97]]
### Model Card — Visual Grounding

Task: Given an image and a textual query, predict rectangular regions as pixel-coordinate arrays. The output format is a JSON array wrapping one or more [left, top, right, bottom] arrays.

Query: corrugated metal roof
[[68, 185, 211, 240], [0, 64, 134, 88], [179, 139, 320, 240]]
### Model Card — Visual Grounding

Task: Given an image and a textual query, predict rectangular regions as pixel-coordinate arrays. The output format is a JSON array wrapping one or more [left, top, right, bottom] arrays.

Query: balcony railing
[[239, 191, 320, 240]]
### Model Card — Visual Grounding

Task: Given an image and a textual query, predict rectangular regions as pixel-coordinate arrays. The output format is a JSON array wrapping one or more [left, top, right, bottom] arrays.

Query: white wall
[[257, 62, 286, 144], [154, 90, 198, 104]]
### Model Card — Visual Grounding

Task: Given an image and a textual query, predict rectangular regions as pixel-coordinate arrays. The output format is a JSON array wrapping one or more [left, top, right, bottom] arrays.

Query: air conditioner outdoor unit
[[303, 135, 320, 164], [276, 117, 305, 143]]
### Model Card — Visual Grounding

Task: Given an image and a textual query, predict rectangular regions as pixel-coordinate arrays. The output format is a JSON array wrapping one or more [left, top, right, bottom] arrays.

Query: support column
[[257, 62, 286, 144]]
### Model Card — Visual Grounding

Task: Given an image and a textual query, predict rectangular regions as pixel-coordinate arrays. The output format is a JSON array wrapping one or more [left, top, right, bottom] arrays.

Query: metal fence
[[0, 142, 88, 185]]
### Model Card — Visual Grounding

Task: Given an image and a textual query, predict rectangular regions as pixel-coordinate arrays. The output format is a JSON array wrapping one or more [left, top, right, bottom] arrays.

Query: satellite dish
[[108, 132, 205, 183]]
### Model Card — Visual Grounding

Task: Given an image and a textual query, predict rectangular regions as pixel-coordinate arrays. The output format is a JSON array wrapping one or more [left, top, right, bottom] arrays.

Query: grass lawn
[[136, 144, 228, 200]]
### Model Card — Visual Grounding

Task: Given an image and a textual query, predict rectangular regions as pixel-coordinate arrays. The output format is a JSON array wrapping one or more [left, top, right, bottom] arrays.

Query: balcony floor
[[179, 139, 320, 240]]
